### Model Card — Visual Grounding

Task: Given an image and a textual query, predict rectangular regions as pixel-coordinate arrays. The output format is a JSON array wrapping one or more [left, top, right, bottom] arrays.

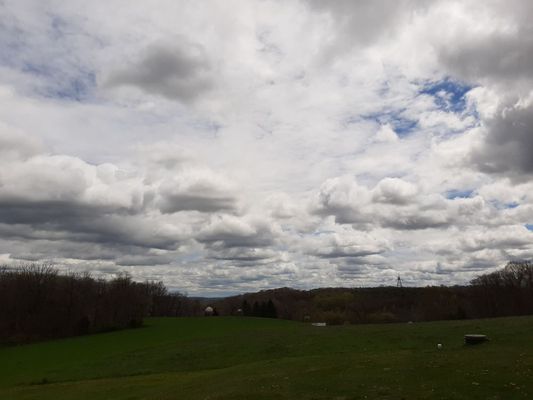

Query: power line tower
[[396, 275, 403, 288]]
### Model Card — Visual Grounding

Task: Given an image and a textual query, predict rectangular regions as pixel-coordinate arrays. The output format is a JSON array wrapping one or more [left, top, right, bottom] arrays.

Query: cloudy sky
[[1, 0, 533, 295]]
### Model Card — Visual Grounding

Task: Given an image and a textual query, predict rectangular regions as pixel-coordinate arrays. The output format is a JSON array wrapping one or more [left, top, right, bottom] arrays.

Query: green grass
[[1, 316, 532, 399]]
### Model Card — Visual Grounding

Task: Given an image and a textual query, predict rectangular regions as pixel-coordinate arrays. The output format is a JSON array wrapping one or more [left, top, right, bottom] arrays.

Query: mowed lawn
[[1, 316, 532, 399]]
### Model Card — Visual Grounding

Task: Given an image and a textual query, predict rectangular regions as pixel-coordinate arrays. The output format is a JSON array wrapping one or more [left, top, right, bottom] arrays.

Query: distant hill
[[211, 261, 533, 324]]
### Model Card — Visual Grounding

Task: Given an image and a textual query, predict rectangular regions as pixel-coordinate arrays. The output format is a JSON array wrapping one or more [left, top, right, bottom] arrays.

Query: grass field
[[1, 316, 532, 399]]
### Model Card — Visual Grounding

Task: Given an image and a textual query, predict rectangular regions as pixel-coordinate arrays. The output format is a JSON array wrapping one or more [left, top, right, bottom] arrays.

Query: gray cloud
[[305, 0, 433, 48], [0, 200, 181, 251], [440, 33, 533, 86], [438, 1, 533, 88], [308, 234, 388, 259], [209, 247, 277, 262], [114, 251, 177, 267], [197, 216, 277, 249], [316, 249, 382, 259], [469, 102, 533, 178], [381, 210, 450, 230], [104, 40, 212, 102], [156, 172, 237, 214], [2, 238, 156, 264], [159, 195, 235, 213]]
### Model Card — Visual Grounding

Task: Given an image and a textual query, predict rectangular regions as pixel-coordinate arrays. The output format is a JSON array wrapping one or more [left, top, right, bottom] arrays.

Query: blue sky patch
[[445, 189, 474, 199], [526, 224, 533, 231], [361, 110, 418, 137], [420, 78, 474, 113], [489, 200, 521, 210], [391, 116, 418, 137], [18, 59, 97, 101], [46, 72, 96, 101], [504, 202, 520, 209]]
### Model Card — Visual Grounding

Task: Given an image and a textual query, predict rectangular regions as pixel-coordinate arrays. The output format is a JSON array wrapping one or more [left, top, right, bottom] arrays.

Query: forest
[[1, 261, 532, 344], [0, 265, 198, 344]]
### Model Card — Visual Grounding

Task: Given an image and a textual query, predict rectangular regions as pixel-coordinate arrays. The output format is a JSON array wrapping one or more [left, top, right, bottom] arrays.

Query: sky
[[1, 0, 533, 296]]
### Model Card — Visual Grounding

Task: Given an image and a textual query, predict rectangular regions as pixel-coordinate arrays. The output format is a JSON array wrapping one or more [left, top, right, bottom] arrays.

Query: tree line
[[241, 299, 278, 318], [213, 261, 533, 325], [1, 261, 532, 344], [0, 265, 200, 344]]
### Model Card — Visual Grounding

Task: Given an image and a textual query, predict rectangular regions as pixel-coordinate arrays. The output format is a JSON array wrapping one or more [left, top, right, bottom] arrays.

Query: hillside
[[1, 316, 532, 399]]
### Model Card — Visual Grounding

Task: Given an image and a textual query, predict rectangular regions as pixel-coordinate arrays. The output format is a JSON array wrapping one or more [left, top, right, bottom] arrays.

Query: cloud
[[440, 33, 533, 87], [312, 176, 373, 225], [305, 0, 433, 49], [312, 176, 500, 231], [313, 176, 428, 228], [372, 177, 418, 205], [209, 247, 277, 262], [156, 169, 238, 214], [197, 215, 278, 249], [0, 152, 144, 213], [0, 123, 42, 160], [373, 124, 399, 143], [2, 0, 533, 293], [303, 228, 389, 260], [104, 39, 212, 102], [468, 100, 533, 179], [437, 1, 533, 90], [0, 127, 243, 257], [459, 226, 533, 253], [429, 2, 533, 181]]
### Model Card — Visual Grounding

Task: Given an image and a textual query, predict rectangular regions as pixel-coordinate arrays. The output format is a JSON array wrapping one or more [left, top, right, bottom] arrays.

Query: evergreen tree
[[252, 301, 260, 317], [242, 299, 251, 316], [265, 299, 277, 318]]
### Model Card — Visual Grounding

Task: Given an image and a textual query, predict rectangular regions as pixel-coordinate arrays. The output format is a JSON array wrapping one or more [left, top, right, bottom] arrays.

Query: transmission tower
[[397, 275, 403, 288]]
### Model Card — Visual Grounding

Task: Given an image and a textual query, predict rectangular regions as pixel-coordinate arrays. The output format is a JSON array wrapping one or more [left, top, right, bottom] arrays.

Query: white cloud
[[372, 178, 418, 205], [373, 124, 398, 143], [156, 168, 239, 214]]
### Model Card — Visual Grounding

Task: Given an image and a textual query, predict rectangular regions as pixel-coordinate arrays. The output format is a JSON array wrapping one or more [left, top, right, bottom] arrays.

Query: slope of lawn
[[1, 316, 532, 399]]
